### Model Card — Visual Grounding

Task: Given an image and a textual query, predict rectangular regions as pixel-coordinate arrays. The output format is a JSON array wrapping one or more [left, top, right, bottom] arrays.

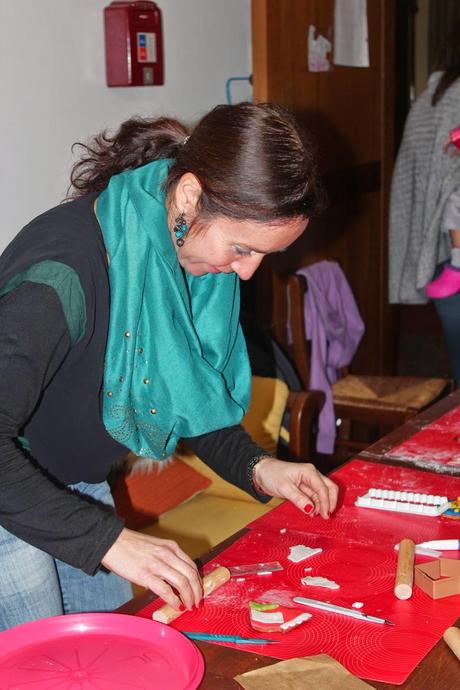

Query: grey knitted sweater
[[389, 73, 460, 304]]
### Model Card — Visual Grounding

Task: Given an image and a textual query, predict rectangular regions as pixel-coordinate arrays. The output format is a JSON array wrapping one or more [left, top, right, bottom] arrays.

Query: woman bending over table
[[0, 102, 338, 631]]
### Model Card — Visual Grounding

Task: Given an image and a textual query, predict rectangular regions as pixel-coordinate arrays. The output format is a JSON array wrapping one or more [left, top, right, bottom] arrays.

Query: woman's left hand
[[253, 457, 338, 519]]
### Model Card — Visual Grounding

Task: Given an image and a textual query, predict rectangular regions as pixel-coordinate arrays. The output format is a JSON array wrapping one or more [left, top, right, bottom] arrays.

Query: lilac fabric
[[296, 262, 365, 453]]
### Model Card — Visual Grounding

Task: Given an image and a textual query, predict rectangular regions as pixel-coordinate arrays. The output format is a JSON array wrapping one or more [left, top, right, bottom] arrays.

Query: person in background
[[389, 20, 460, 385], [425, 124, 460, 297], [0, 102, 338, 631], [425, 128, 460, 298]]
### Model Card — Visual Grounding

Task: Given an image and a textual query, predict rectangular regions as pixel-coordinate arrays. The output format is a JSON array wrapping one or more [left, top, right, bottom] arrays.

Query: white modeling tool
[[394, 543, 442, 558], [417, 539, 460, 550], [293, 597, 394, 625], [355, 488, 450, 516]]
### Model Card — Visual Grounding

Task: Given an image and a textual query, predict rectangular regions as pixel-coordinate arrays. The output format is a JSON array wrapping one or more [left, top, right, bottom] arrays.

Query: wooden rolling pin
[[152, 566, 231, 624], [394, 538, 415, 600], [443, 626, 460, 660]]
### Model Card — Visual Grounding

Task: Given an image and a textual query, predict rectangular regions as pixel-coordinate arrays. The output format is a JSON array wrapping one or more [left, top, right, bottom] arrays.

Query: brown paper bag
[[234, 654, 374, 689]]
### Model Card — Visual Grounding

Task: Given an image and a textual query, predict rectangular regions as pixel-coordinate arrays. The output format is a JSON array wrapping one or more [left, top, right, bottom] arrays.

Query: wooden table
[[360, 389, 460, 477], [117, 391, 460, 689]]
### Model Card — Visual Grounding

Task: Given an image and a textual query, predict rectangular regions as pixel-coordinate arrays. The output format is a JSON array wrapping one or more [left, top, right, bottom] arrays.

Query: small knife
[[217, 561, 283, 577]]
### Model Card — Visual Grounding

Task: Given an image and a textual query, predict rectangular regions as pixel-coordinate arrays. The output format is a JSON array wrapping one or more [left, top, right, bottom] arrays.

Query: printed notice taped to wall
[[333, 0, 369, 68], [308, 25, 332, 72]]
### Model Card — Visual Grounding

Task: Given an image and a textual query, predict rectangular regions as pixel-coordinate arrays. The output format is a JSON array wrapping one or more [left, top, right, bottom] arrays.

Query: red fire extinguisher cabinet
[[104, 2, 164, 86]]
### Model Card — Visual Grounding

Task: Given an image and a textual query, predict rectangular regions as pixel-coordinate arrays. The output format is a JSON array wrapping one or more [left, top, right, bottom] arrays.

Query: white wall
[[0, 0, 252, 250]]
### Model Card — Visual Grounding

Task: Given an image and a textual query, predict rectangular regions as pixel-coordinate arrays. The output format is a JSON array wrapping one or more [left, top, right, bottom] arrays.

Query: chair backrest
[[271, 271, 311, 390], [272, 269, 352, 391], [286, 274, 312, 389]]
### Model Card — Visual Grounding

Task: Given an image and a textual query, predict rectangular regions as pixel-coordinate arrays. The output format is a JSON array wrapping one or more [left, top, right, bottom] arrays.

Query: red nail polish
[[304, 503, 313, 513]]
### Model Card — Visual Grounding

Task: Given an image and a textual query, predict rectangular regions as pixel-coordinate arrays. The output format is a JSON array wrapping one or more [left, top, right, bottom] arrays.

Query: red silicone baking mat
[[383, 406, 460, 472], [135, 529, 460, 685], [246, 458, 460, 543]]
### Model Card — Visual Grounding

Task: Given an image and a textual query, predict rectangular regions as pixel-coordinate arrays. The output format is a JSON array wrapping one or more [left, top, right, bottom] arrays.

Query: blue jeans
[[0, 480, 133, 631], [432, 263, 460, 388]]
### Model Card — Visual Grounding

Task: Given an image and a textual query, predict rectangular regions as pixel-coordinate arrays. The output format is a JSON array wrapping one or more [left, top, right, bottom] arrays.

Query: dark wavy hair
[[69, 102, 324, 222], [432, 19, 460, 106]]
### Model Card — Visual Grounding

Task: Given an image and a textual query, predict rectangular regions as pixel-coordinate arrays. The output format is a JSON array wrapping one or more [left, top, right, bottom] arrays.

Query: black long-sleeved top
[[0, 197, 267, 575]]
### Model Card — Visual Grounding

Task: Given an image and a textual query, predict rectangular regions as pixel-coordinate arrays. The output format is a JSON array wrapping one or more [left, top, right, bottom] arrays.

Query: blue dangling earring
[[173, 212, 188, 247]]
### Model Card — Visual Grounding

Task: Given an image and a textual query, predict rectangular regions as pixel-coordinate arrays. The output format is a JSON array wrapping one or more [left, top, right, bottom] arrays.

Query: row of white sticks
[[367, 489, 448, 504], [355, 489, 450, 516]]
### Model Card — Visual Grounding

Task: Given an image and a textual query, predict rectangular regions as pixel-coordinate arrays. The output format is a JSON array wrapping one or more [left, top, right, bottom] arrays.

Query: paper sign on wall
[[333, 0, 369, 68], [308, 25, 332, 72]]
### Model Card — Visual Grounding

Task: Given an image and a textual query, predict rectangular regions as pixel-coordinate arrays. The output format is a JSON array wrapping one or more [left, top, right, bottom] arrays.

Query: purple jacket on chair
[[296, 262, 365, 454]]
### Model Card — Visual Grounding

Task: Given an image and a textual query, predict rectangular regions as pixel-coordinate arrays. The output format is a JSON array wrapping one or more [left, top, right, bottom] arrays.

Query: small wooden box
[[414, 558, 460, 599]]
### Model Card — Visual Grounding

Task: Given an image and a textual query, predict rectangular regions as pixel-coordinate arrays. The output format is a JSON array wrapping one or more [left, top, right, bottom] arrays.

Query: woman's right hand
[[101, 528, 203, 610]]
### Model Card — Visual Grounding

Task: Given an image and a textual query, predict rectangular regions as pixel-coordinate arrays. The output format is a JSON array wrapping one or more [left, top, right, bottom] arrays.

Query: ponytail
[[69, 103, 324, 223], [68, 116, 189, 197]]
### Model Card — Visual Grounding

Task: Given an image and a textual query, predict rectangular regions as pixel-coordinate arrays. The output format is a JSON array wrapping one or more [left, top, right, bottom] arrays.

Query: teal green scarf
[[97, 159, 251, 459]]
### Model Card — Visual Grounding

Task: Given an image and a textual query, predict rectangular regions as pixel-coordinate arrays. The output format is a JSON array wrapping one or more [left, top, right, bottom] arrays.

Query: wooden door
[[251, 0, 395, 375]]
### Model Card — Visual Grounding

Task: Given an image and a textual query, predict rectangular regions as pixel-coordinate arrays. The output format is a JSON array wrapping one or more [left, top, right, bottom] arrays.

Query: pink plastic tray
[[0, 613, 204, 689]]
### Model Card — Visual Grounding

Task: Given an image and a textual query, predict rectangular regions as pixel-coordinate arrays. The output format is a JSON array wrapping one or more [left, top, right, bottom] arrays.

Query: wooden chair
[[283, 388, 325, 459], [272, 270, 454, 456]]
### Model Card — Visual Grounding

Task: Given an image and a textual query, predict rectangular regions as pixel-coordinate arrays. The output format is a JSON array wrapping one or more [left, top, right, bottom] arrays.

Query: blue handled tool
[[183, 631, 278, 644]]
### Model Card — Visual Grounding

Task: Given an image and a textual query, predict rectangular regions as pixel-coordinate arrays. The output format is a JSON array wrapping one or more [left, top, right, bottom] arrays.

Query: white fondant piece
[[280, 612, 312, 631], [288, 545, 323, 563], [250, 610, 284, 624], [301, 576, 340, 589]]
